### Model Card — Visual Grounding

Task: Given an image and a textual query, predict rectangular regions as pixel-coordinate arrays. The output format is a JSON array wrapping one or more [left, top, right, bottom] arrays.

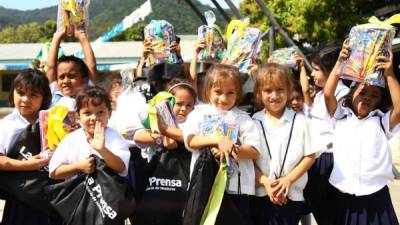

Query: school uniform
[[329, 106, 399, 225], [252, 108, 318, 225], [183, 104, 261, 225], [303, 81, 349, 225], [0, 110, 62, 225], [49, 127, 131, 177]]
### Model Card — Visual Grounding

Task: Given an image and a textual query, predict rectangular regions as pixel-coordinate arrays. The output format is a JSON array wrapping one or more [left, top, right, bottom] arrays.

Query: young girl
[[252, 63, 317, 225], [0, 69, 61, 225], [49, 86, 130, 179], [325, 43, 400, 225], [181, 64, 261, 225], [46, 28, 97, 106], [297, 46, 350, 225], [290, 81, 305, 113], [133, 79, 197, 225]]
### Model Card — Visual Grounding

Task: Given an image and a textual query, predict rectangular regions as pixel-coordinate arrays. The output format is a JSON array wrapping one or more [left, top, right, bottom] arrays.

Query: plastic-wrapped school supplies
[[144, 20, 178, 64], [155, 100, 178, 128], [270, 47, 298, 69], [337, 15, 400, 87], [200, 114, 238, 143], [57, 0, 90, 33], [197, 11, 226, 62], [39, 97, 79, 156], [222, 19, 262, 73]]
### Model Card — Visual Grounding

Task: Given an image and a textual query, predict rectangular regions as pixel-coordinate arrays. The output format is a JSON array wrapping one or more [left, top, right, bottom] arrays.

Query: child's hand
[[142, 38, 152, 60], [88, 121, 106, 153], [230, 144, 240, 161], [195, 39, 206, 54], [170, 41, 181, 56], [26, 155, 50, 170], [262, 177, 286, 206], [294, 52, 305, 68], [163, 136, 178, 149], [77, 157, 95, 174], [376, 51, 395, 77], [53, 30, 67, 41], [211, 147, 223, 159], [338, 39, 351, 63], [74, 28, 88, 42], [217, 138, 234, 162], [271, 176, 292, 199]]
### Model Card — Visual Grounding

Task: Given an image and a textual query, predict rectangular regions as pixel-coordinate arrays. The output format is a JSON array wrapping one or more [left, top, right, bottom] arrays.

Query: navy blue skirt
[[332, 185, 399, 225], [1, 198, 62, 225], [303, 152, 334, 225], [264, 197, 306, 225], [250, 196, 269, 225]]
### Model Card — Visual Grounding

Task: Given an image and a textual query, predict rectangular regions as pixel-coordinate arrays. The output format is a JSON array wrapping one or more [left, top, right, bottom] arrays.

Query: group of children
[[0, 24, 399, 225]]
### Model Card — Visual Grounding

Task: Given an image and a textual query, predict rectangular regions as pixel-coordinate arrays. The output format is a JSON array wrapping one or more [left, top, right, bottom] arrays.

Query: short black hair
[[311, 45, 341, 76], [58, 55, 89, 79], [75, 86, 112, 114], [9, 69, 51, 110]]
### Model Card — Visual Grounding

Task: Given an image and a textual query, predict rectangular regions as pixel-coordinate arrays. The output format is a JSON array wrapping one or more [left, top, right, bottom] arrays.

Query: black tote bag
[[0, 122, 59, 216], [45, 154, 136, 225], [133, 144, 191, 225]]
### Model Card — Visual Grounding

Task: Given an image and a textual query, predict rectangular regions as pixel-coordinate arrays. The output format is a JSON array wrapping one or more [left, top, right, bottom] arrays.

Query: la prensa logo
[[147, 177, 182, 191]]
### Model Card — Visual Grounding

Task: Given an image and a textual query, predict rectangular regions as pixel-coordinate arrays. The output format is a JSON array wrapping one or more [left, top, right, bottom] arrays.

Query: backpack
[[182, 149, 246, 225]]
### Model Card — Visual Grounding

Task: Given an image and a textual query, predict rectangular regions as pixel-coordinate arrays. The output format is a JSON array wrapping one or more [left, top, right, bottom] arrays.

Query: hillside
[[0, 0, 231, 39]]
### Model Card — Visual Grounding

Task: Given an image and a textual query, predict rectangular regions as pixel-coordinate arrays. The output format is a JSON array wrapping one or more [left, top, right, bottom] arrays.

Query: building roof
[[0, 38, 197, 70]]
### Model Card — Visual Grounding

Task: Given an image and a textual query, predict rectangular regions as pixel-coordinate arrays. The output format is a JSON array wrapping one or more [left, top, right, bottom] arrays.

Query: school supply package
[[57, 0, 90, 33], [39, 97, 79, 156], [116, 67, 147, 141], [200, 113, 238, 143], [144, 20, 179, 64], [222, 19, 262, 73], [337, 14, 400, 87], [197, 11, 226, 62], [155, 99, 178, 128], [270, 46, 299, 69]]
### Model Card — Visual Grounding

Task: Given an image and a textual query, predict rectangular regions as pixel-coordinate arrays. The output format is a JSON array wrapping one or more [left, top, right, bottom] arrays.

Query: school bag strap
[[255, 113, 297, 178]]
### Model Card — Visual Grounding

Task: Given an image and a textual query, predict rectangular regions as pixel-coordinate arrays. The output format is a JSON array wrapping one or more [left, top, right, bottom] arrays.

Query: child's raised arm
[[324, 41, 350, 117], [295, 53, 313, 107], [74, 29, 97, 82], [47, 31, 66, 83], [189, 39, 205, 91], [136, 39, 152, 77], [376, 51, 400, 129]]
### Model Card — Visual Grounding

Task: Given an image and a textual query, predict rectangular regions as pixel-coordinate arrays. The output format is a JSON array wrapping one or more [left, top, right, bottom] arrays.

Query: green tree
[[240, 0, 397, 55], [0, 27, 16, 43], [39, 19, 57, 42]]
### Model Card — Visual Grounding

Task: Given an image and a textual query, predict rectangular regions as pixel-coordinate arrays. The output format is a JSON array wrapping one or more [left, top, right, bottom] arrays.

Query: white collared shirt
[[305, 80, 349, 153], [0, 109, 31, 155], [49, 127, 131, 177], [329, 106, 394, 196], [253, 108, 318, 201], [182, 104, 261, 195]]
